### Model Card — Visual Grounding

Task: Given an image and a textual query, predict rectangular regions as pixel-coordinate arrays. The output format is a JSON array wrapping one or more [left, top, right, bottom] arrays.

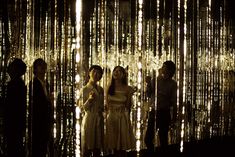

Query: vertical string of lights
[[197, 0, 203, 140], [100, 0, 107, 96], [207, 0, 213, 136], [154, 0, 160, 113], [220, 1, 225, 136], [221, 0, 230, 136], [135, 0, 143, 154], [54, 0, 60, 140], [114, 0, 119, 64], [207, 0, 212, 136], [184, 0, 192, 142], [75, 0, 82, 156], [180, 0, 187, 153], [175, 0, 182, 144], [25, 0, 34, 152]]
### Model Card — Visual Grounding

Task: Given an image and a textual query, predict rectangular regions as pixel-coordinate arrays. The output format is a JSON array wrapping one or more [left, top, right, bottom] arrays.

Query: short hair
[[163, 60, 176, 78], [7, 58, 27, 78], [89, 65, 103, 79], [88, 65, 104, 79], [33, 58, 47, 75]]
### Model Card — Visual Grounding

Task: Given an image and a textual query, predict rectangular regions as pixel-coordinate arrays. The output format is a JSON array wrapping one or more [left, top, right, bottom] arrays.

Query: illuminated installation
[[0, 0, 234, 156]]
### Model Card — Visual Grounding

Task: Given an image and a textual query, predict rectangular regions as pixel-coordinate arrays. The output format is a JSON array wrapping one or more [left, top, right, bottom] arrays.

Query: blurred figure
[[144, 75, 156, 155], [105, 66, 136, 157], [78, 65, 104, 157], [29, 58, 53, 157], [4, 58, 27, 157]]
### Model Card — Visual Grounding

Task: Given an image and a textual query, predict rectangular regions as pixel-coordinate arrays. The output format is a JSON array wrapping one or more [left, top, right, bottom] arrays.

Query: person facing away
[[78, 65, 104, 157], [105, 65, 136, 157], [29, 58, 53, 157], [4, 58, 27, 157]]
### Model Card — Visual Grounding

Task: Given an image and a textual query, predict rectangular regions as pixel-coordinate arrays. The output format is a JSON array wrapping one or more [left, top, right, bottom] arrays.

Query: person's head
[[108, 66, 127, 95], [88, 65, 103, 83], [112, 66, 127, 84], [7, 58, 27, 79], [162, 60, 176, 79], [33, 58, 47, 79]]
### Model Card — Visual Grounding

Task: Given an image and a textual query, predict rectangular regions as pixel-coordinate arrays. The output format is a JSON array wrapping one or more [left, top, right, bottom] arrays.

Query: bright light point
[[75, 74, 80, 83], [75, 107, 81, 120], [75, 89, 80, 100], [137, 62, 142, 69], [76, 53, 80, 63], [136, 140, 141, 151]]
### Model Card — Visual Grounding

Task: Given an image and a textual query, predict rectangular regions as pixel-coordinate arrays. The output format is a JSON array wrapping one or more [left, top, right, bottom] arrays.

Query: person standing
[[105, 66, 136, 157], [156, 61, 177, 149], [78, 65, 104, 157], [29, 58, 53, 157], [4, 58, 27, 157], [145, 60, 177, 152]]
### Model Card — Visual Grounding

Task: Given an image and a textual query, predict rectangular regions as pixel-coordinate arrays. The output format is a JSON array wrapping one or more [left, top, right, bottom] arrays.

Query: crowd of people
[[3, 57, 178, 157]]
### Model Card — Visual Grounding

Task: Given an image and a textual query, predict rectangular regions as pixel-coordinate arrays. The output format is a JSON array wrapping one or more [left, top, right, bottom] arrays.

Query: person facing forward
[[105, 66, 136, 157], [29, 58, 53, 157], [4, 58, 27, 157], [78, 65, 104, 157]]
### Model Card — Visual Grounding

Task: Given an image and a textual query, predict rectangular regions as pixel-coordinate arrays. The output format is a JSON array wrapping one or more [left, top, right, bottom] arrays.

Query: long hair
[[108, 66, 127, 95]]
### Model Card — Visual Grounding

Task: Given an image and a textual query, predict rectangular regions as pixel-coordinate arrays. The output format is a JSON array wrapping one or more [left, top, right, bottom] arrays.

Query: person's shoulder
[[172, 79, 177, 84], [81, 85, 89, 91], [171, 79, 177, 88]]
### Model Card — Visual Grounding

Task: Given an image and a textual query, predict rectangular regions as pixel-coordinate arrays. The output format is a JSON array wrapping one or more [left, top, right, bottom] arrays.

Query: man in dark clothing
[[144, 60, 177, 154], [29, 58, 53, 157], [4, 58, 27, 157]]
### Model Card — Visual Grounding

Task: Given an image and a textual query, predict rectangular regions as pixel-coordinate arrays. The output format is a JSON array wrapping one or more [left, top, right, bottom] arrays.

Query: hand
[[88, 91, 95, 101]]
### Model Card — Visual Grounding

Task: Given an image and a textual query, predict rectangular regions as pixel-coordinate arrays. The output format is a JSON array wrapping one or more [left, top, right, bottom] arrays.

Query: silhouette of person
[[145, 61, 177, 152], [29, 58, 53, 157], [105, 66, 136, 157], [156, 61, 177, 149], [4, 58, 27, 157], [78, 65, 104, 157], [144, 75, 156, 155]]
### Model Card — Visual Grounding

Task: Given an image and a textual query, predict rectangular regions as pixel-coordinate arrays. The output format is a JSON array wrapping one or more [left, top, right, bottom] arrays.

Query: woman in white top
[[105, 66, 136, 157], [78, 65, 104, 157]]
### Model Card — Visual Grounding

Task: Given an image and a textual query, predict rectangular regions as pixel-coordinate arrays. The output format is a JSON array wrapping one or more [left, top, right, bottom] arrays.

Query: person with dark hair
[[78, 65, 104, 157], [156, 61, 177, 148], [4, 58, 27, 157], [29, 58, 53, 157], [145, 60, 177, 154], [105, 66, 136, 157]]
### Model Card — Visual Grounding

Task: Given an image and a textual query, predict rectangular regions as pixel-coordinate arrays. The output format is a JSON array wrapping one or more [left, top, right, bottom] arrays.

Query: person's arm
[[126, 86, 135, 112], [100, 87, 104, 112], [77, 88, 94, 111]]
